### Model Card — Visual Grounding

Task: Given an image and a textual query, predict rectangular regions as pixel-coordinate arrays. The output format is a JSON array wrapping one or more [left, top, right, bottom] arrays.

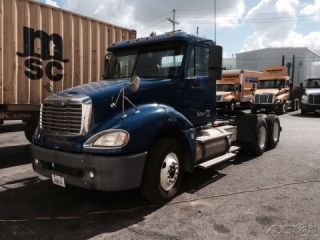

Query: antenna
[[167, 9, 180, 31]]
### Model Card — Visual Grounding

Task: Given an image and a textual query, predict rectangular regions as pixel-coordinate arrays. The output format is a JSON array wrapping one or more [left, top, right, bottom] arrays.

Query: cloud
[[59, 0, 245, 37], [45, 0, 59, 7], [300, 0, 320, 21], [241, 0, 320, 52]]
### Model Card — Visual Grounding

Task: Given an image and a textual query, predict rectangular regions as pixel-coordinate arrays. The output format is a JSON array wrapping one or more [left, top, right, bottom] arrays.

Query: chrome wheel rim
[[160, 153, 179, 191], [258, 126, 267, 149], [231, 102, 235, 111], [273, 121, 279, 142], [283, 104, 286, 113]]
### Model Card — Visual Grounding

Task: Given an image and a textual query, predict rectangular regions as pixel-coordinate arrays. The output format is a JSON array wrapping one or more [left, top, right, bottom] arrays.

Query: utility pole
[[167, 9, 180, 32], [214, 0, 217, 44], [196, 26, 199, 36]]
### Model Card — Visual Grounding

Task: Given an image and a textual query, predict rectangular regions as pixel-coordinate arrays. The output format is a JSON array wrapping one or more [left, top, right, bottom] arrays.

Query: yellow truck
[[251, 66, 300, 114], [216, 70, 262, 111]]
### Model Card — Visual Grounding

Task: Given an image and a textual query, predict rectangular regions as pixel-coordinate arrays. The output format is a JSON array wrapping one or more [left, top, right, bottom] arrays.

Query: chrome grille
[[40, 95, 92, 136], [309, 94, 320, 104], [41, 104, 82, 134], [255, 94, 274, 104]]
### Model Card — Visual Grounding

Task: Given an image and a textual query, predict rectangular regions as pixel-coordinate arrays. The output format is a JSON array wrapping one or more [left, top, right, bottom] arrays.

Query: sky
[[39, 0, 320, 57]]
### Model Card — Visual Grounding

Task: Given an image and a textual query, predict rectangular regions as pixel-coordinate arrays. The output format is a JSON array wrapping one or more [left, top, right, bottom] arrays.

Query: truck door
[[182, 44, 215, 126]]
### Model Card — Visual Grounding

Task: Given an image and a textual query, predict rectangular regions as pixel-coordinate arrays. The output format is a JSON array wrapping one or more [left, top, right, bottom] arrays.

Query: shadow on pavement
[[0, 179, 157, 240], [0, 144, 32, 169]]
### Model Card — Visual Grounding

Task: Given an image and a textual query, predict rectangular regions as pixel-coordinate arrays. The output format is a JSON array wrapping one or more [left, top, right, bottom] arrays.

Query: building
[[236, 48, 320, 87], [223, 57, 236, 70]]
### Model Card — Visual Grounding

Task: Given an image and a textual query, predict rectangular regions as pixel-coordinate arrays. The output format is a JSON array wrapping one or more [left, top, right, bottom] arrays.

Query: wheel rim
[[273, 121, 280, 142], [231, 102, 235, 111], [283, 103, 286, 113], [160, 153, 179, 191], [258, 126, 267, 149]]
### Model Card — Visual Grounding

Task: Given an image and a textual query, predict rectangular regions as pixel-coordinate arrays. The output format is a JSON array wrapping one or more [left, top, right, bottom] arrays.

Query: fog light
[[34, 159, 39, 164], [89, 171, 95, 179]]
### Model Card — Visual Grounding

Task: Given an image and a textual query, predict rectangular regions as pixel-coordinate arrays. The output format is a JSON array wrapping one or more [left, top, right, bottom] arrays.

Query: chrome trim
[[83, 129, 130, 149], [254, 94, 274, 104], [40, 94, 92, 136]]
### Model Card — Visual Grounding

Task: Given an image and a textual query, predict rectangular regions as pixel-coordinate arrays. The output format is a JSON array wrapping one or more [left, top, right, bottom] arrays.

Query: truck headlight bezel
[[84, 129, 130, 149]]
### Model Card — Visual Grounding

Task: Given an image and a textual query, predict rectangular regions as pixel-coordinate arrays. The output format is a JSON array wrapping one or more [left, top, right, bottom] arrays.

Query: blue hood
[[58, 78, 176, 124]]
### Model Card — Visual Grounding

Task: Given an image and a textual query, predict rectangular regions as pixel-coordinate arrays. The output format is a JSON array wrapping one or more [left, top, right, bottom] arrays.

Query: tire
[[140, 138, 183, 204], [246, 118, 268, 156], [230, 101, 236, 112], [301, 109, 307, 115], [24, 121, 38, 143], [278, 102, 287, 115], [266, 115, 281, 149]]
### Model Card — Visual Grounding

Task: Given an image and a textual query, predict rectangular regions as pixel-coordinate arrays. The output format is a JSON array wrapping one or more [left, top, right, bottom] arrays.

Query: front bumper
[[251, 103, 281, 112], [301, 103, 320, 112], [32, 144, 147, 191]]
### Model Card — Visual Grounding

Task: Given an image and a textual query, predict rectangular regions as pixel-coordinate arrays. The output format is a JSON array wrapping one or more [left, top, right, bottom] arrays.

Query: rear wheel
[[140, 138, 183, 204], [266, 115, 281, 149], [246, 118, 268, 156], [301, 109, 307, 115]]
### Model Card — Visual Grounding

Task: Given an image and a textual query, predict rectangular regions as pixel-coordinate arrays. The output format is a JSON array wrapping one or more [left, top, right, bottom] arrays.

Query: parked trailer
[[0, 0, 136, 140]]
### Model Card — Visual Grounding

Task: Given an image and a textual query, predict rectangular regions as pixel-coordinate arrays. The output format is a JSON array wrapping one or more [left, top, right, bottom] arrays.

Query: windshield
[[306, 79, 320, 88], [216, 84, 235, 92], [106, 46, 184, 80], [258, 79, 285, 89]]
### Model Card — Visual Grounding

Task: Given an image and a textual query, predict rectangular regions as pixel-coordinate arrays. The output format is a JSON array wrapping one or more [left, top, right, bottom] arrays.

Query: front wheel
[[278, 102, 287, 115], [140, 138, 183, 204]]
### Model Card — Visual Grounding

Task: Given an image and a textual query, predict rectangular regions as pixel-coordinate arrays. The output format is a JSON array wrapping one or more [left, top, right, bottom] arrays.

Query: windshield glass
[[216, 84, 235, 92], [258, 80, 285, 89], [106, 46, 184, 80], [306, 79, 320, 88]]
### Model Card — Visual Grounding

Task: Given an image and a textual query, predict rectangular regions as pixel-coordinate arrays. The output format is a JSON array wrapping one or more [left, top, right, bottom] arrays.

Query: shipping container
[[0, 0, 136, 139]]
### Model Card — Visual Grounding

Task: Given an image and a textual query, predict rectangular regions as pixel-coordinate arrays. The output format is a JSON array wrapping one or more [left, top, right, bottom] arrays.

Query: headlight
[[301, 95, 307, 104], [275, 99, 281, 104], [84, 130, 129, 148]]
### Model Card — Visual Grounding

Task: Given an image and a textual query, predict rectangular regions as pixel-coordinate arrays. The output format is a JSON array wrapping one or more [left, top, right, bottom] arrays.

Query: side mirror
[[209, 45, 223, 81]]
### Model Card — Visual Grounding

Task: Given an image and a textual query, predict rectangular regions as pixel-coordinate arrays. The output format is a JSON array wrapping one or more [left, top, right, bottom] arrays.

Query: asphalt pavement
[[0, 111, 319, 240]]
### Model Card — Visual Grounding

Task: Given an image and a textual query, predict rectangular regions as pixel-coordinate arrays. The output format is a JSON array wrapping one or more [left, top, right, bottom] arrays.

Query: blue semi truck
[[32, 32, 281, 204]]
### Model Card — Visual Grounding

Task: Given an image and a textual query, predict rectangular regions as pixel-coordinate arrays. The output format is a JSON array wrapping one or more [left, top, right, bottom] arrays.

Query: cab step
[[198, 152, 237, 169]]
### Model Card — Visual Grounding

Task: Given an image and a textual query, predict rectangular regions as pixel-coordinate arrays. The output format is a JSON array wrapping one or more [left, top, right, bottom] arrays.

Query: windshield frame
[[257, 79, 286, 89], [306, 78, 320, 88], [105, 43, 186, 80], [216, 84, 235, 92]]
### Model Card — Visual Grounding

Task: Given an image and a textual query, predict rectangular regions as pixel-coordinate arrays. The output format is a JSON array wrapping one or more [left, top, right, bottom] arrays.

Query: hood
[[255, 89, 280, 95], [305, 88, 320, 95], [56, 78, 175, 123]]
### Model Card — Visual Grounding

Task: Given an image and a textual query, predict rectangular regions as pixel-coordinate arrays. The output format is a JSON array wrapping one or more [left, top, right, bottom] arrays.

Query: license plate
[[52, 174, 65, 187]]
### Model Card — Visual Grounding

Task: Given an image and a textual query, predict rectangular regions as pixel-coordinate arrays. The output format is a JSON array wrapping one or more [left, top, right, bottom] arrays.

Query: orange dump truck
[[251, 66, 300, 114], [216, 70, 262, 110]]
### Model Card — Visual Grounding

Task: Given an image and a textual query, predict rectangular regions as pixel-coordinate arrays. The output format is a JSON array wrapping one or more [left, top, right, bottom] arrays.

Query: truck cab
[[32, 32, 281, 204], [251, 66, 291, 114], [301, 78, 320, 114], [216, 70, 261, 111]]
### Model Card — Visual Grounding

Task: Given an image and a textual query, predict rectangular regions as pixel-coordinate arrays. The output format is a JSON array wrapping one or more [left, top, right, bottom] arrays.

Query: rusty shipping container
[[0, 0, 136, 138]]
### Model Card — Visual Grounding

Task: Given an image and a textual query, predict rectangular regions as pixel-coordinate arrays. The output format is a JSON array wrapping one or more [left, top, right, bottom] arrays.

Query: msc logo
[[17, 27, 69, 81]]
